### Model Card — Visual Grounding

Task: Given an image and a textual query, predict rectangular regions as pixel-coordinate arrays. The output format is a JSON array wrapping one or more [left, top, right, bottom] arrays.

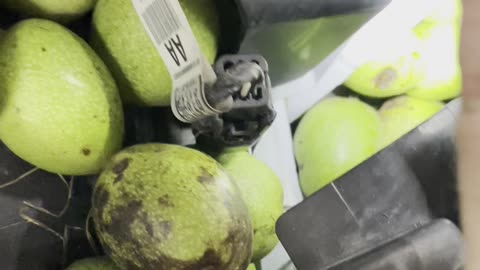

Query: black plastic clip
[[192, 54, 276, 147]]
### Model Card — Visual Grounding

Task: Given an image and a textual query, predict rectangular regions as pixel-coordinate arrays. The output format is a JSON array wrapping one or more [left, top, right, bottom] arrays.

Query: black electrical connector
[[192, 54, 276, 147]]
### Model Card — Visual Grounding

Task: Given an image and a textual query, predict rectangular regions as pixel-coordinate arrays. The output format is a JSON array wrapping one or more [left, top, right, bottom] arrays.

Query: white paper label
[[131, 0, 219, 123]]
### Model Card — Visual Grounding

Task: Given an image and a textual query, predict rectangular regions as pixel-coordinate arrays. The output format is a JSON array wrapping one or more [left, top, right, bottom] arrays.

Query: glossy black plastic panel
[[277, 99, 461, 270], [333, 219, 464, 270], [218, 0, 391, 85]]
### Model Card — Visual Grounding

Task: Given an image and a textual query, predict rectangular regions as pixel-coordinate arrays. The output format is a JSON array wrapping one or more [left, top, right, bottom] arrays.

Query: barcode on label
[[132, 0, 219, 123], [141, 0, 181, 44], [174, 76, 216, 122]]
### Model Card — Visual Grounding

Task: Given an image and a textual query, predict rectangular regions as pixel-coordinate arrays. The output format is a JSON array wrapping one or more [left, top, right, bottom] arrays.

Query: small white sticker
[[131, 0, 220, 123]]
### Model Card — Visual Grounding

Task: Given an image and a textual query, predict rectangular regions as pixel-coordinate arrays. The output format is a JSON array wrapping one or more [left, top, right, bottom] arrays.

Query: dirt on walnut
[[92, 144, 253, 270]]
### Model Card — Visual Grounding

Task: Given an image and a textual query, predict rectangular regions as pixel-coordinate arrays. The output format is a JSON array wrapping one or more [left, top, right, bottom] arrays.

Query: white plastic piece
[[253, 100, 304, 208], [278, 46, 350, 122], [253, 99, 301, 270], [260, 243, 298, 270]]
